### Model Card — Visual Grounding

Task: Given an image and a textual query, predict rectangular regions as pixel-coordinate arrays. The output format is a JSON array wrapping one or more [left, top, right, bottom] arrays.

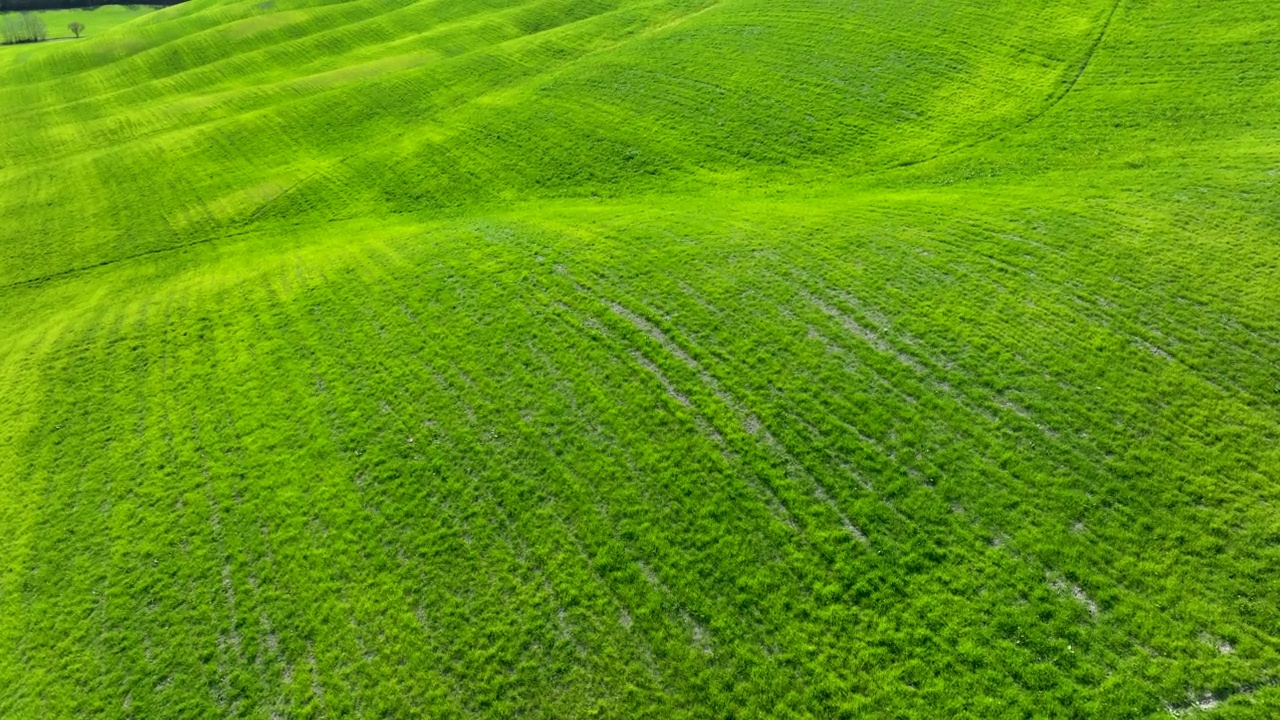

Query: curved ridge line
[[889, 0, 1124, 173]]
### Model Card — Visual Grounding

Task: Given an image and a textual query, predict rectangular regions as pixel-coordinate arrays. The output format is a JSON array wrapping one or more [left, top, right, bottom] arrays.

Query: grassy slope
[[0, 0, 1278, 718]]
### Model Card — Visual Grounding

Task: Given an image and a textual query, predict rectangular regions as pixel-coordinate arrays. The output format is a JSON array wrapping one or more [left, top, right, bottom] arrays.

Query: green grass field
[[1, 0, 1277, 717], [0, 6, 156, 60]]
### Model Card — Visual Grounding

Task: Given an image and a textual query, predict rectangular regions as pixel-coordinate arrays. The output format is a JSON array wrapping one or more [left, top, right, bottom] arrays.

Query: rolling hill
[[1, 0, 1277, 717]]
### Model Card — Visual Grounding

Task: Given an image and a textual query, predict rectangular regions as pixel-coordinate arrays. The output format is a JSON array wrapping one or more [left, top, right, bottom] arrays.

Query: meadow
[[0, 5, 156, 51], [0, 0, 1277, 717]]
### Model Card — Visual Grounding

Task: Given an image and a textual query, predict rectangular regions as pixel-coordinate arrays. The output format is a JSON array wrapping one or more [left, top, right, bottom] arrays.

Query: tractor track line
[[0, 231, 255, 292]]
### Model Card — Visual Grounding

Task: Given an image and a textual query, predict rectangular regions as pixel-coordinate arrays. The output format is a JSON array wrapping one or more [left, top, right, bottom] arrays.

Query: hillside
[[1, 0, 1278, 717]]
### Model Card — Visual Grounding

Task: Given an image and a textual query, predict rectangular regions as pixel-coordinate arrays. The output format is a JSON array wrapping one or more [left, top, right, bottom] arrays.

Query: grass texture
[[0, 0, 1278, 717]]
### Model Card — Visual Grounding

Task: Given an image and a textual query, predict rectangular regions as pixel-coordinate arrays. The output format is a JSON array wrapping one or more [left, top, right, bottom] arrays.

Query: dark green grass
[[0, 0, 1278, 717]]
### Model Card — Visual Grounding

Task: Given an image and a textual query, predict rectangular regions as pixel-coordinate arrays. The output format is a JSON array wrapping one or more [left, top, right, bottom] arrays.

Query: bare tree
[[3, 14, 28, 44], [1, 14, 22, 45], [68, 21, 84, 39], [25, 13, 46, 42]]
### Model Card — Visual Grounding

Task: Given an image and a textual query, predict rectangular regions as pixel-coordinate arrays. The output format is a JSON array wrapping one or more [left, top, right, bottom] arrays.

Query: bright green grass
[[1, 0, 1278, 718]]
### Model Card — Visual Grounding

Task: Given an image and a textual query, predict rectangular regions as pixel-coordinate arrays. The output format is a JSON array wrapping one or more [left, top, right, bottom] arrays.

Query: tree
[[67, 21, 82, 38], [2, 11, 45, 44], [0, 14, 18, 44], [21, 11, 44, 41]]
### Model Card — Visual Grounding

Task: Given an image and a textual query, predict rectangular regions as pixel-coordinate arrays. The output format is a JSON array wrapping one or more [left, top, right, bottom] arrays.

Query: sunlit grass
[[0, 0, 1277, 717]]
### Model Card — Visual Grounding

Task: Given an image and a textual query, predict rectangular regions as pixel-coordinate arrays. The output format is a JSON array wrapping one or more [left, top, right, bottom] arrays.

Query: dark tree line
[[0, 1, 182, 11]]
